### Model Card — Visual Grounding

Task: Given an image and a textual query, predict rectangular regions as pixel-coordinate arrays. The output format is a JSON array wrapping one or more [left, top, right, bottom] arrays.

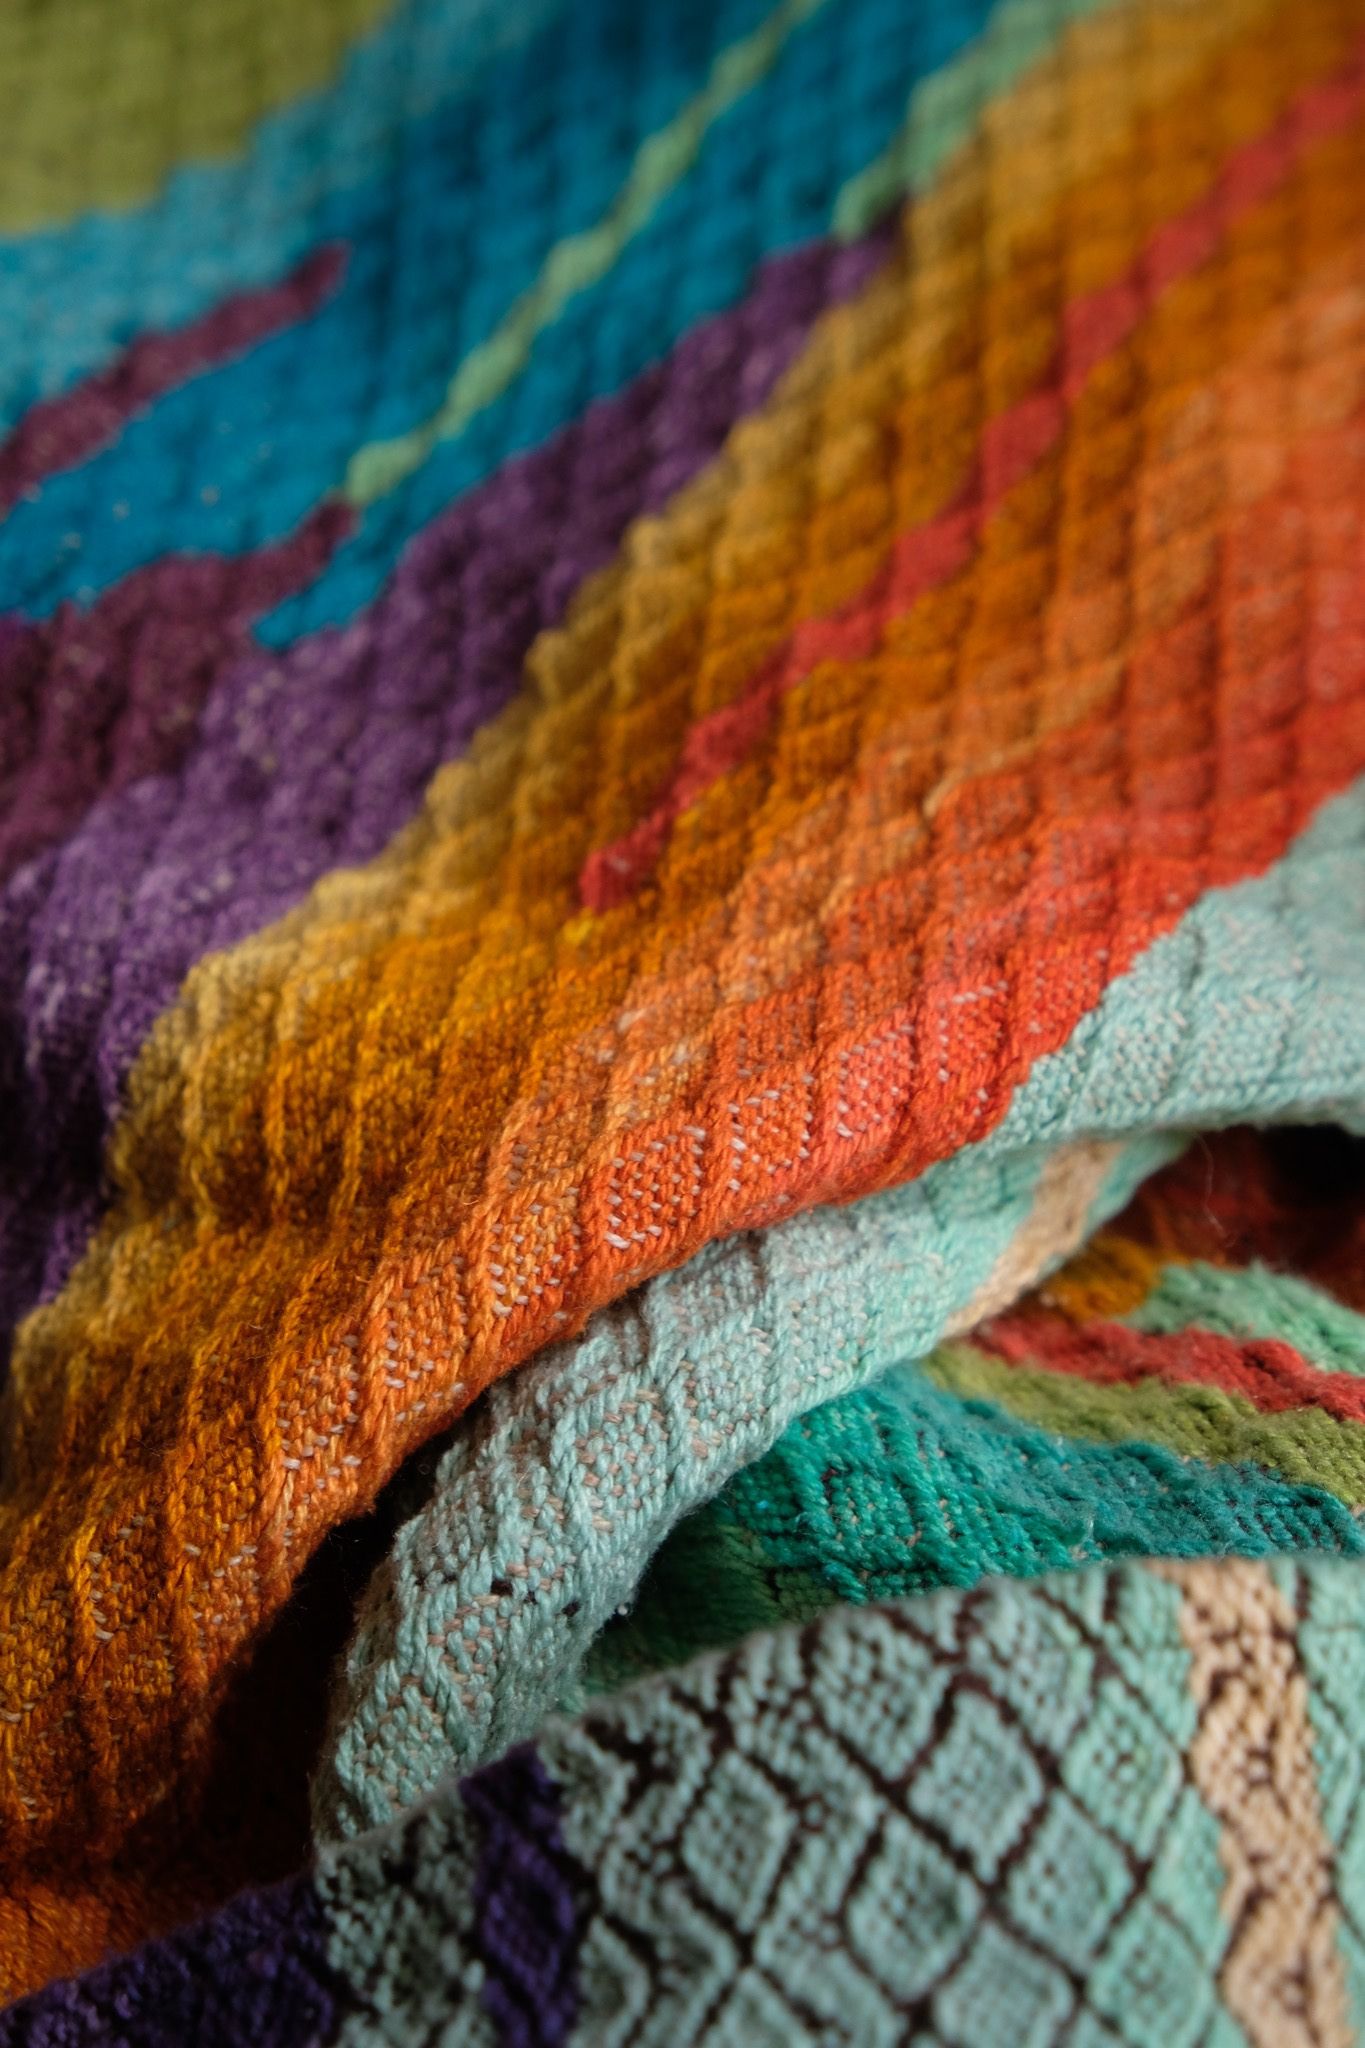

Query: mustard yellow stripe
[[0, 0, 393, 235], [0, 0, 1357, 1997], [340, 0, 1276, 510], [98, 0, 1331, 1233], [18, 0, 1345, 1541], [13, 0, 1340, 1557], [1035, 1228, 1171, 1320]]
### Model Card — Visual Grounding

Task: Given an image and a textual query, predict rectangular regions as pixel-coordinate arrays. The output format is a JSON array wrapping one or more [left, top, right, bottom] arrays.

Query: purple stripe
[[0, 226, 890, 1359], [0, 247, 346, 519], [0, 503, 352, 886], [462, 1746, 590, 2047], [0, 1874, 344, 2046], [0, 1749, 582, 2046]]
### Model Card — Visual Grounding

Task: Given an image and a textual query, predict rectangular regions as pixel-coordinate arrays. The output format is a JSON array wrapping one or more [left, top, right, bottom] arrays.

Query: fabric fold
[[3, 0, 1365, 2011], [11, 1553, 1365, 2045], [313, 784, 1365, 1836]]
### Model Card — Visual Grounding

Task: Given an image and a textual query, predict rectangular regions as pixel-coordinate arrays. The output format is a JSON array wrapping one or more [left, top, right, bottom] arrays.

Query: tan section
[[1, 0, 1360, 1999], [1158, 1559, 1353, 2048], [6, 3, 1361, 1888], [946, 1139, 1122, 1334]]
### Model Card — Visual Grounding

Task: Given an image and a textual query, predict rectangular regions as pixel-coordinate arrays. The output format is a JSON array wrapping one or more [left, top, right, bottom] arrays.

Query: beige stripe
[[1157, 1559, 1353, 2048], [945, 1138, 1121, 1336]]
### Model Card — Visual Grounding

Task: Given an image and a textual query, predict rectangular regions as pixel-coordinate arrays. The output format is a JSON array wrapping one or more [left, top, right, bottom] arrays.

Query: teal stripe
[[317, 778, 1365, 1840], [0, 0, 566, 418], [1274, 1560, 1365, 2019], [343, 0, 833, 507], [10, 0, 1121, 632], [585, 1365, 1365, 1692]]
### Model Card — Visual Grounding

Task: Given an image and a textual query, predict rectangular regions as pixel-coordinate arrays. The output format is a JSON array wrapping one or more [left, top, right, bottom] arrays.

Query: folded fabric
[[12, 1123, 1365, 2043], [314, 782, 1365, 1837], [586, 1123, 1365, 1691], [9, 1549, 1365, 2047], [4, 0, 1365, 2021]]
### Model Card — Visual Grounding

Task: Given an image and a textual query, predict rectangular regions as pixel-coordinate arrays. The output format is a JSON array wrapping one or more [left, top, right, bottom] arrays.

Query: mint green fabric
[[322, 1563, 1250, 2047], [314, 782, 1365, 1842], [583, 1362, 1365, 1696]]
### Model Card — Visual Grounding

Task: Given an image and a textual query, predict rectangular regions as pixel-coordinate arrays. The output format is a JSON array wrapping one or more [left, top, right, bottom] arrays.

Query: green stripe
[[345, 0, 1134, 511], [924, 1341, 1365, 1505], [344, 0, 831, 508], [1128, 1260, 1365, 1376], [833, 0, 1119, 239]]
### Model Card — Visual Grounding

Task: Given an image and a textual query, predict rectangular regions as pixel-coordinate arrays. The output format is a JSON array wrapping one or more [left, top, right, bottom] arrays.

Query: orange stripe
[[1, 2, 1364, 1998], [581, 34, 1365, 910]]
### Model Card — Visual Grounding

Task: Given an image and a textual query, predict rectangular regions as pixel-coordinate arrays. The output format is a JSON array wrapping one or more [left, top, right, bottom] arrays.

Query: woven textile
[[586, 1125, 1365, 1695], [12, 1557, 1365, 2046], [4, 0, 1365, 2028], [314, 785, 1365, 1839]]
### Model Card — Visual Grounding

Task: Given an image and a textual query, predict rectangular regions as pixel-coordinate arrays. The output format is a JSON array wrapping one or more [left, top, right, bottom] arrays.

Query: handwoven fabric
[[11, 1556, 1365, 2046], [584, 1124, 1365, 1696], [4, 0, 1365, 2032], [314, 783, 1365, 1838]]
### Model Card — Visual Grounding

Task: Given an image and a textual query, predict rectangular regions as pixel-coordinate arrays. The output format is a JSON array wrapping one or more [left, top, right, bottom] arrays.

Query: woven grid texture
[[588, 1125, 1365, 1695], [13, 1557, 1365, 2045], [314, 781, 1365, 1838], [2, 0, 1365, 2009]]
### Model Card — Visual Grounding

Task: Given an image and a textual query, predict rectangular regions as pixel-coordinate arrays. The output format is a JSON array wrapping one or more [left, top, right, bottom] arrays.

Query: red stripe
[[579, 37, 1365, 914], [0, 245, 346, 516], [977, 1309, 1365, 1424]]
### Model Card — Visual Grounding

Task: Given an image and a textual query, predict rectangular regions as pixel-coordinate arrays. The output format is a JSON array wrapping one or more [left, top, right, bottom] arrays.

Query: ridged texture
[[0, 0, 995, 626], [314, 781, 1365, 1839], [13, 1558, 1365, 2045], [310, 1135, 1134, 1838], [587, 1122, 1365, 1694], [0, 228, 886, 1360], [0, 0, 390, 233], [4, 0, 1365, 2012], [10, 0, 1365, 1889]]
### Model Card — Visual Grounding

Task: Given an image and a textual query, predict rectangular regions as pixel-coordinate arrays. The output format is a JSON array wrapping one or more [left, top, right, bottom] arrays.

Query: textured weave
[[4, 0, 1365, 2016], [12, 1557, 1365, 2045], [587, 1125, 1365, 1695], [0, 0, 390, 233], [313, 782, 1365, 1837], [0, 227, 887, 1359]]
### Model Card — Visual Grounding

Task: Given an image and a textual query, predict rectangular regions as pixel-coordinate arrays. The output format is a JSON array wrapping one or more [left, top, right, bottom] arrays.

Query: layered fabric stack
[[3, 0, 1365, 2039]]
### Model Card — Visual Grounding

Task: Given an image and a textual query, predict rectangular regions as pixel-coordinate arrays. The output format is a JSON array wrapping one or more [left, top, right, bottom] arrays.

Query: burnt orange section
[[2, 0, 1365, 1994]]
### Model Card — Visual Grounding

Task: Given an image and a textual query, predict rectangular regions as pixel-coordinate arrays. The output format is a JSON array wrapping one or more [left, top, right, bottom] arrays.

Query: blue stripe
[[0, 0, 786, 610], [3, 0, 1001, 633], [0, 0, 565, 416]]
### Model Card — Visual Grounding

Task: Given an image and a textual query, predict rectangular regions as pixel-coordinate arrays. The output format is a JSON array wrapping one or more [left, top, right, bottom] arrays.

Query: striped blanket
[[3, 0, 1365, 2039]]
